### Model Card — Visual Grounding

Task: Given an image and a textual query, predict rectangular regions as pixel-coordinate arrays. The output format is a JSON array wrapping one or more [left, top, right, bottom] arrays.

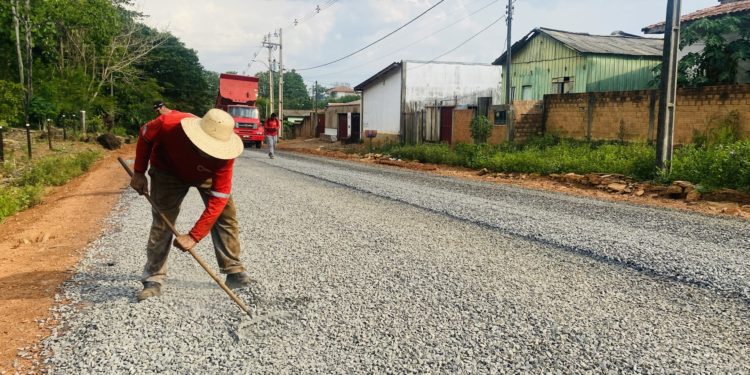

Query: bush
[[669, 141, 750, 191], [0, 185, 43, 222], [470, 115, 492, 144]]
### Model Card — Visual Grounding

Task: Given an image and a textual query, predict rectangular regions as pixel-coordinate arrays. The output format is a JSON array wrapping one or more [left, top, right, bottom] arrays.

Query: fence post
[[25, 123, 32, 158], [81, 110, 87, 138], [0, 126, 4, 162], [46, 118, 53, 150]]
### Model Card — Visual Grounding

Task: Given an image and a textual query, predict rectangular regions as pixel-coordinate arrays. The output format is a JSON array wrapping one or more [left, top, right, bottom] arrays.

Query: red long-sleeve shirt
[[264, 118, 279, 136], [134, 110, 235, 242]]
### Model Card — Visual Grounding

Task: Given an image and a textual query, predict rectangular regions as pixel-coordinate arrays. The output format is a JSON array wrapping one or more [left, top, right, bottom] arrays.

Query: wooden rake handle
[[117, 157, 252, 317]]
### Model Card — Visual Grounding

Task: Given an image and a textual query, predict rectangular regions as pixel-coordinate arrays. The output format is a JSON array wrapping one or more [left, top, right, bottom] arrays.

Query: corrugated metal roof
[[643, 0, 750, 34], [542, 28, 663, 56], [493, 28, 663, 65]]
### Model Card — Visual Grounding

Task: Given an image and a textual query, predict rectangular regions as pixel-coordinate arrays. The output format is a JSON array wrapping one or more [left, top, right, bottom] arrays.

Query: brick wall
[[451, 108, 508, 145], [545, 84, 750, 143]]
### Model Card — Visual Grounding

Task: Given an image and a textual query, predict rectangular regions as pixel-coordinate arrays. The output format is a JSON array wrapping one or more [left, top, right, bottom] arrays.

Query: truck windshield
[[228, 107, 258, 119]]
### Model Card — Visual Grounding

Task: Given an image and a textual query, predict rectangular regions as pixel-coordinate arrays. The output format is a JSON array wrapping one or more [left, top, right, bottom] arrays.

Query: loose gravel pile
[[42, 150, 750, 373]]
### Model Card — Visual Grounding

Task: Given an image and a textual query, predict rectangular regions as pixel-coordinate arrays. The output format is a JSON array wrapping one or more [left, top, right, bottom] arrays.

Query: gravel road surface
[[43, 150, 750, 373]]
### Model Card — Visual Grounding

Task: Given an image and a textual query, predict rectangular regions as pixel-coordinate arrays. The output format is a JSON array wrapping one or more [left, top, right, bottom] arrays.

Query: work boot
[[268, 152, 274, 159], [137, 281, 162, 301], [225, 272, 252, 289]]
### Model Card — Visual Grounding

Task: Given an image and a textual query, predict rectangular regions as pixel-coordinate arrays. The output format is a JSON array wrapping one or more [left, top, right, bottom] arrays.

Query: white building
[[325, 86, 356, 99], [354, 60, 502, 144]]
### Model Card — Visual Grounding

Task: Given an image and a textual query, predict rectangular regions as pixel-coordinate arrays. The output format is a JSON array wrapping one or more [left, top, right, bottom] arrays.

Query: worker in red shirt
[[130, 101, 250, 301], [264, 112, 279, 159]]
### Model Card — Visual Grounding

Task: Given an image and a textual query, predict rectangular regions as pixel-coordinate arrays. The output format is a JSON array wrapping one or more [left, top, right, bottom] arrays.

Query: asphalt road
[[42, 149, 750, 374]]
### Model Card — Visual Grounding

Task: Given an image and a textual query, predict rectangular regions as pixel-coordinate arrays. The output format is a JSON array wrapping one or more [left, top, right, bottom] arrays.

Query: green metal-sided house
[[493, 28, 664, 101]]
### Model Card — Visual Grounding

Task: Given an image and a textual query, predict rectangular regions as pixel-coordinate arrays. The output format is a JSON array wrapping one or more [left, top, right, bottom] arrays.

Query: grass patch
[[380, 137, 658, 181], [379, 133, 750, 192], [16, 149, 100, 186], [0, 149, 101, 222], [667, 141, 750, 192], [0, 185, 44, 220]]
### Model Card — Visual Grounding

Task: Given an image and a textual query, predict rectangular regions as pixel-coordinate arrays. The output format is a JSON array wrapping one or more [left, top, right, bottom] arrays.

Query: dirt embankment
[[0, 145, 134, 372]]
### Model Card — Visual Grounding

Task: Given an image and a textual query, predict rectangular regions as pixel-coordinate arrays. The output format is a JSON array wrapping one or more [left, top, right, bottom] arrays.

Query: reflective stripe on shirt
[[210, 191, 230, 199]]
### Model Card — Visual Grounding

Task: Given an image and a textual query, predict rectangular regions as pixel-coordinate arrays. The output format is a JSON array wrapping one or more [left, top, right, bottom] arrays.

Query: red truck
[[215, 73, 264, 148]]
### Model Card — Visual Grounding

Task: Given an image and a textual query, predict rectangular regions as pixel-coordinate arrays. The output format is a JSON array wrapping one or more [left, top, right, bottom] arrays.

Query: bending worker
[[130, 101, 251, 301]]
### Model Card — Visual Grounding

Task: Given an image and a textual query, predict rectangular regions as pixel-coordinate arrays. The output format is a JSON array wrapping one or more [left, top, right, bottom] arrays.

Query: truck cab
[[215, 73, 264, 148], [227, 105, 264, 148]]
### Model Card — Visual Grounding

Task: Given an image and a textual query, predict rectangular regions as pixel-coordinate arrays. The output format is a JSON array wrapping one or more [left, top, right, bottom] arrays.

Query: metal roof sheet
[[541, 28, 663, 56], [493, 28, 663, 65], [643, 0, 750, 34]]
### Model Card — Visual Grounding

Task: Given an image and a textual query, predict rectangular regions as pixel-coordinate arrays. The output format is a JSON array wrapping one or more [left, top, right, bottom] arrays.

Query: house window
[[494, 109, 507, 125], [521, 85, 533, 100], [553, 77, 574, 94]]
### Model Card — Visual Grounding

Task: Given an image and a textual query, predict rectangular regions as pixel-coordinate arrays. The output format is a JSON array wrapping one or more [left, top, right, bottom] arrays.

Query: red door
[[440, 107, 453, 143], [337, 113, 348, 139]]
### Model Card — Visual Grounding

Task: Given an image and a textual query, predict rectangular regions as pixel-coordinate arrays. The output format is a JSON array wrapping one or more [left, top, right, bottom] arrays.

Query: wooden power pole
[[505, 0, 515, 142], [656, 0, 682, 170], [278, 28, 284, 139]]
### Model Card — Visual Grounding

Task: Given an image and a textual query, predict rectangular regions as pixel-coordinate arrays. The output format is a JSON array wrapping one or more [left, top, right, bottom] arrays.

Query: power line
[[410, 14, 506, 70], [306, 0, 501, 79], [244, 1, 339, 73], [296, 0, 447, 71]]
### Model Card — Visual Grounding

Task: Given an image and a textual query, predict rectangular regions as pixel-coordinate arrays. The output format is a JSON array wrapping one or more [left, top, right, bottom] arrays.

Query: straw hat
[[181, 109, 243, 160]]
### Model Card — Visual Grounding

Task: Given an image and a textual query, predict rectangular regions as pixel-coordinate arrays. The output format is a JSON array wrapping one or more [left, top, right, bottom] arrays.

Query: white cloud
[[133, 0, 717, 87]]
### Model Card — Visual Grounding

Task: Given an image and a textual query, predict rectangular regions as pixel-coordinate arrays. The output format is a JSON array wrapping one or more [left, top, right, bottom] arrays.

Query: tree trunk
[[11, 0, 29, 124], [24, 0, 33, 99]]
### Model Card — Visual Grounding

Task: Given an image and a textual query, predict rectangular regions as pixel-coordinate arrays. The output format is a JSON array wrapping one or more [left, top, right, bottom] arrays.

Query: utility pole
[[313, 80, 318, 111], [265, 34, 275, 117], [505, 0, 515, 143], [278, 28, 284, 139], [656, 0, 682, 170]]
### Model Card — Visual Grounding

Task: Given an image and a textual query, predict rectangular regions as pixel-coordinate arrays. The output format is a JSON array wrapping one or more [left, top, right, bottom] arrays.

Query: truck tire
[[255, 141, 262, 149]]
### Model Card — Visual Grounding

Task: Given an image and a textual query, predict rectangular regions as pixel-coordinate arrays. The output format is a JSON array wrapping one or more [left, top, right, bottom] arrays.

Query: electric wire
[[306, 0, 501, 80], [296, 0, 447, 71]]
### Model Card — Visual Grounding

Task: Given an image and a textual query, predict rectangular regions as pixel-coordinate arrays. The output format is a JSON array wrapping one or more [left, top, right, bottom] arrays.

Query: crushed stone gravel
[[42, 150, 750, 374]]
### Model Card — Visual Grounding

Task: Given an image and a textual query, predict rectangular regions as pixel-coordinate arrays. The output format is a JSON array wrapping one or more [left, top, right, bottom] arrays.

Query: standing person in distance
[[264, 113, 280, 159]]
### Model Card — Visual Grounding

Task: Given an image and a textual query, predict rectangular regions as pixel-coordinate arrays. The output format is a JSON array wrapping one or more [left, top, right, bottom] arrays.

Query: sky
[[132, 0, 717, 89]]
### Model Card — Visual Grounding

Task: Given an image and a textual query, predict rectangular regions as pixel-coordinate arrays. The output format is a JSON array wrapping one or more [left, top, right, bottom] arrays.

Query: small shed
[[325, 101, 361, 142], [493, 28, 664, 101]]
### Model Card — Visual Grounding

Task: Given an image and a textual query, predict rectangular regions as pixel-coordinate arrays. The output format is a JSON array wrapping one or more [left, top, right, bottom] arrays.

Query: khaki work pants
[[141, 168, 245, 285]]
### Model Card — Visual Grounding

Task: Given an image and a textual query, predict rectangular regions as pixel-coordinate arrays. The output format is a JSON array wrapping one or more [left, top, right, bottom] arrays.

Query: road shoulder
[[0, 145, 133, 372]]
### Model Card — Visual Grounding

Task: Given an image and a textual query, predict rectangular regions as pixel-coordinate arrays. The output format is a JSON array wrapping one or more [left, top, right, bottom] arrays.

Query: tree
[[137, 32, 213, 116], [282, 69, 311, 109], [674, 15, 750, 87], [0, 80, 23, 126]]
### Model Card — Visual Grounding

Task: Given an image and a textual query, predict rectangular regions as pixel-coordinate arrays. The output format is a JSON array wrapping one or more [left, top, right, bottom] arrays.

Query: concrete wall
[[545, 84, 750, 143], [361, 68, 401, 136], [403, 61, 502, 110]]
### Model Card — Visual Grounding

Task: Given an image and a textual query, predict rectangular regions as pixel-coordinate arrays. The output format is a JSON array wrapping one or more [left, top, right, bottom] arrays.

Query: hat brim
[[181, 117, 244, 160]]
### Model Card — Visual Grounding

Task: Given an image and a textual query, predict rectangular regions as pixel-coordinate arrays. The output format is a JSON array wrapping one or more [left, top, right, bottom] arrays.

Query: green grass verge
[[668, 141, 750, 192], [379, 136, 750, 192], [0, 150, 101, 222]]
